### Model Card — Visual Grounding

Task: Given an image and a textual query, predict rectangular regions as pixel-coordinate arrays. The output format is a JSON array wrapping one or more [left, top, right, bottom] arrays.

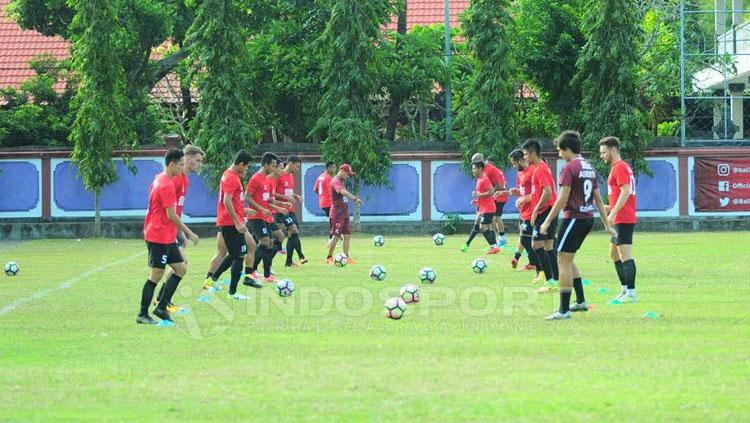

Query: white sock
[[627, 289, 636, 297], [621, 286, 628, 294]]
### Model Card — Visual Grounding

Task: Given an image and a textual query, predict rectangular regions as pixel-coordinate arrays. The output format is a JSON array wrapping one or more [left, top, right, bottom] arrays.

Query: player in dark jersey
[[326, 164, 363, 264], [539, 131, 616, 320], [138, 149, 200, 325], [599, 136, 639, 304]]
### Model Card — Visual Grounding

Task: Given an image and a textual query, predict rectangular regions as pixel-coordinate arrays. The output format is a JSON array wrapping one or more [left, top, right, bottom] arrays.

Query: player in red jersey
[[276, 156, 308, 267], [156, 145, 204, 312], [506, 149, 539, 275], [326, 164, 363, 264], [472, 153, 509, 246], [540, 131, 616, 320], [314, 161, 337, 240], [599, 136, 638, 304], [137, 149, 199, 325], [246, 152, 279, 282], [471, 161, 501, 254], [522, 139, 560, 292]]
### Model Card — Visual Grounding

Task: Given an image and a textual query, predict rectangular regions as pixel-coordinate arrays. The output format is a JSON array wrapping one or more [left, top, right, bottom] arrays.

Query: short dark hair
[[555, 130, 582, 154], [277, 160, 286, 168], [233, 150, 252, 165], [165, 148, 184, 166], [472, 161, 485, 170], [287, 155, 301, 164], [508, 149, 524, 162], [599, 136, 620, 149], [261, 151, 278, 166], [521, 140, 541, 157], [325, 161, 336, 168]]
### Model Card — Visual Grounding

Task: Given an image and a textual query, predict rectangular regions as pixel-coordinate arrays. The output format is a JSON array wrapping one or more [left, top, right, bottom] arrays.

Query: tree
[[312, 0, 395, 228], [514, 0, 585, 130], [455, 0, 518, 169], [187, 0, 258, 184], [575, 0, 652, 175], [68, 0, 136, 237]]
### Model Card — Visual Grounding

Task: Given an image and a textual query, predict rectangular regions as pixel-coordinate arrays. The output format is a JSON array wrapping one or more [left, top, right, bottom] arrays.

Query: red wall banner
[[695, 157, 750, 212]]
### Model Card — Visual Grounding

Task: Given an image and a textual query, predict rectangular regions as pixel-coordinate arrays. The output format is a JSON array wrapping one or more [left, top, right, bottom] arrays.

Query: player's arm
[[246, 194, 271, 216], [593, 188, 617, 237], [166, 206, 199, 244], [222, 192, 247, 233], [607, 183, 631, 224], [337, 186, 363, 204], [475, 186, 495, 198], [540, 186, 568, 235], [530, 185, 551, 225], [269, 199, 290, 215]]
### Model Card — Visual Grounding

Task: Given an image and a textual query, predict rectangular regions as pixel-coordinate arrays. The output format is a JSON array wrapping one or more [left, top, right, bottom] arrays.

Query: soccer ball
[[370, 264, 387, 281], [419, 267, 436, 284], [399, 284, 420, 304], [334, 253, 348, 267], [4, 261, 19, 276], [432, 233, 445, 246], [471, 258, 488, 274], [373, 235, 385, 246], [384, 297, 407, 320], [276, 279, 295, 297]]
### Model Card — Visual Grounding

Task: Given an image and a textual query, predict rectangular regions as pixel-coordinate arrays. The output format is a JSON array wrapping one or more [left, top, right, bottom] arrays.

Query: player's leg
[[545, 238, 558, 281], [494, 202, 507, 246], [204, 231, 228, 289], [156, 242, 186, 312], [342, 234, 351, 257], [326, 220, 342, 264], [288, 213, 306, 264], [242, 232, 262, 288], [462, 213, 482, 252], [153, 243, 188, 322], [546, 250, 574, 320], [341, 219, 355, 263], [267, 225, 285, 277], [611, 224, 636, 304], [221, 227, 248, 299], [532, 211, 554, 287], [481, 213, 500, 254], [569, 261, 589, 312], [138, 242, 169, 324]]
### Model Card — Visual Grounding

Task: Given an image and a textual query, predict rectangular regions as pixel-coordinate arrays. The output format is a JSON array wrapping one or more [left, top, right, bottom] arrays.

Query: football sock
[[228, 257, 243, 295], [547, 249, 559, 280], [156, 284, 165, 303], [535, 248, 553, 281], [157, 274, 182, 309], [262, 245, 273, 278], [293, 233, 304, 259], [253, 245, 265, 271], [245, 266, 253, 276], [614, 260, 626, 292], [514, 251, 522, 261], [623, 259, 636, 290], [466, 224, 480, 245], [560, 290, 572, 313], [573, 277, 585, 303], [483, 230, 496, 246], [139, 280, 157, 316], [521, 236, 536, 266], [214, 255, 234, 280], [206, 271, 215, 281]]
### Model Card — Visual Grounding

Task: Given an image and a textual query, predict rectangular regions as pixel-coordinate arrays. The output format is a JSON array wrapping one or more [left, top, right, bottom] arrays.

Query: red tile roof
[[0, 0, 69, 90], [386, 0, 470, 31]]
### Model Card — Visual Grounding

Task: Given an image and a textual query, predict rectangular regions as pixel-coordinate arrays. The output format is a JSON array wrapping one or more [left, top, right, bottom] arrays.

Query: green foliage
[[515, 98, 559, 140], [68, 0, 136, 194], [187, 0, 258, 185], [455, 0, 518, 170], [312, 0, 394, 188], [514, 0, 585, 130], [440, 212, 462, 235], [575, 0, 652, 175]]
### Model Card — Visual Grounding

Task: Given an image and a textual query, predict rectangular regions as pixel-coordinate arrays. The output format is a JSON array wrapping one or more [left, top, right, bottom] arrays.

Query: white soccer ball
[[334, 253, 348, 267], [384, 297, 407, 320], [276, 279, 295, 297], [370, 264, 387, 281], [419, 267, 436, 284], [472, 258, 488, 274], [432, 233, 445, 246], [399, 284, 420, 304], [4, 261, 19, 276], [373, 235, 385, 247]]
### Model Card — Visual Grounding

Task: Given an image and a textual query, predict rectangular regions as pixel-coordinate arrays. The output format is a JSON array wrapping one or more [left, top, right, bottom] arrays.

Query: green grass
[[0, 232, 749, 421]]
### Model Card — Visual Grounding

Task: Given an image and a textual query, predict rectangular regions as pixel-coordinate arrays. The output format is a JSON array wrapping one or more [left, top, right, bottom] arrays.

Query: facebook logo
[[719, 181, 730, 192]]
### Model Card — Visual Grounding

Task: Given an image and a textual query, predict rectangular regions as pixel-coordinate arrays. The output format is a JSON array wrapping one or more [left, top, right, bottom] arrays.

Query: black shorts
[[248, 219, 271, 241], [612, 223, 635, 245], [275, 212, 298, 228], [480, 213, 494, 225], [519, 219, 533, 237], [556, 218, 594, 253], [322, 207, 330, 217], [219, 226, 247, 258], [532, 208, 557, 241], [147, 241, 184, 269], [494, 202, 506, 217]]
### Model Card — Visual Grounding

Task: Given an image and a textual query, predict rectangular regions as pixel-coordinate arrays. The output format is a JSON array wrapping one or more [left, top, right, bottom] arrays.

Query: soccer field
[[1, 232, 749, 420]]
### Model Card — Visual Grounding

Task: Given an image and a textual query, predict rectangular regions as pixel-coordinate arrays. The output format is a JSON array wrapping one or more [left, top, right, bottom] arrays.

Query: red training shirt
[[484, 162, 509, 202], [144, 172, 178, 244], [475, 176, 497, 214], [276, 171, 296, 213], [531, 160, 557, 214], [216, 168, 245, 227], [517, 163, 535, 220], [315, 172, 332, 208], [246, 172, 274, 223], [174, 173, 189, 217], [608, 160, 637, 224]]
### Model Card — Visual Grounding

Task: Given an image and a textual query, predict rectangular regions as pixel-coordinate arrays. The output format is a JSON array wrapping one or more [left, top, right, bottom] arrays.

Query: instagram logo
[[717, 164, 730, 176]]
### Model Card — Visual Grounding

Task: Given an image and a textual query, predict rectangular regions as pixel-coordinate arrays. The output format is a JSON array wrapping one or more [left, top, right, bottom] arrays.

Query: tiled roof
[[0, 0, 69, 90], [386, 0, 470, 31]]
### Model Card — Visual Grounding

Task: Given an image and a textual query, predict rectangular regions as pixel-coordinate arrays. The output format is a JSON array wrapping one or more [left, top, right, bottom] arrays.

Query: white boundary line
[[0, 251, 145, 317]]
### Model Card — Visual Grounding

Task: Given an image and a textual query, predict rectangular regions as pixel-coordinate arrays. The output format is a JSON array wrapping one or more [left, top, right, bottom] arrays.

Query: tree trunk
[[419, 103, 428, 138], [94, 191, 101, 238], [352, 179, 361, 232], [384, 3, 408, 142]]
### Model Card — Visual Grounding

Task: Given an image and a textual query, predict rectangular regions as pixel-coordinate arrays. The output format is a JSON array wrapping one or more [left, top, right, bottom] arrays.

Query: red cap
[[339, 164, 355, 176]]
